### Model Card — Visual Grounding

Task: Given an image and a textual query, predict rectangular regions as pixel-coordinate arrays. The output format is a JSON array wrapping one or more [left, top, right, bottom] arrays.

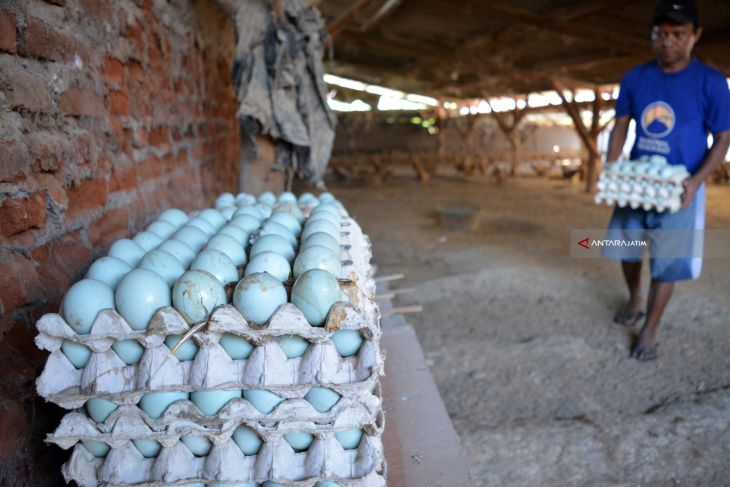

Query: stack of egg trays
[[594, 158, 689, 213], [35, 212, 386, 486]]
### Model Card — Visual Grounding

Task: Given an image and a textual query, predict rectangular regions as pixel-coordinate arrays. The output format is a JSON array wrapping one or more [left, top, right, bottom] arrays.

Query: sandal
[[614, 309, 645, 328]]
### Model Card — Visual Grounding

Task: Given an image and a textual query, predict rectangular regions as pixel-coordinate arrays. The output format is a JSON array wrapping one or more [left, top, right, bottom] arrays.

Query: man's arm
[[681, 129, 730, 209], [606, 115, 631, 162]]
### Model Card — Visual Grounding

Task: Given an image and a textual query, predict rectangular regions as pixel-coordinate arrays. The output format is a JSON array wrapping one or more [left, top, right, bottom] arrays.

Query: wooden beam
[[475, 3, 648, 53], [549, 0, 635, 22], [360, 0, 403, 32], [328, 0, 381, 40]]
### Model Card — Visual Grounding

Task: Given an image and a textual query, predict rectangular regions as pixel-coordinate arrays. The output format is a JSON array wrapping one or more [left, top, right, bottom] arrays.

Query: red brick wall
[[0, 0, 239, 483]]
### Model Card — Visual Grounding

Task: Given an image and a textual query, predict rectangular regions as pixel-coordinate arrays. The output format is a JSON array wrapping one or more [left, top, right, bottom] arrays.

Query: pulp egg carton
[[48, 384, 383, 446], [51, 385, 385, 486], [339, 218, 375, 297], [36, 300, 383, 409], [594, 155, 689, 213], [59, 432, 384, 487]]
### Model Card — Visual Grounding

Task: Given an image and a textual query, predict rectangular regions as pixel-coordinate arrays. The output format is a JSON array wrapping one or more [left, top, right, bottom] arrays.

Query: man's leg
[[631, 278, 674, 360], [621, 260, 644, 317]]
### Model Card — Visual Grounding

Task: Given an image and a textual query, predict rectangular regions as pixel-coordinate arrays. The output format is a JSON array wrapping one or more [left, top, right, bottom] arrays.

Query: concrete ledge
[[380, 306, 473, 485]]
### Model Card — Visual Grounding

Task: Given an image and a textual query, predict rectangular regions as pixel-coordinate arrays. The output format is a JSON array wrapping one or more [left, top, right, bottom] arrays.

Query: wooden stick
[[375, 273, 405, 283], [377, 287, 416, 299], [382, 305, 423, 316]]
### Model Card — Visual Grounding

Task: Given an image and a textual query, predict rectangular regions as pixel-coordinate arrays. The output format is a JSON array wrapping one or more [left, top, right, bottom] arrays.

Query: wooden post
[[486, 97, 526, 177], [238, 133, 285, 194], [551, 78, 605, 193]]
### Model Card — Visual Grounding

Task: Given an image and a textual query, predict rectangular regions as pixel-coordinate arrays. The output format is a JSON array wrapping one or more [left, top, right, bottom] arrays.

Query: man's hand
[[681, 177, 699, 210]]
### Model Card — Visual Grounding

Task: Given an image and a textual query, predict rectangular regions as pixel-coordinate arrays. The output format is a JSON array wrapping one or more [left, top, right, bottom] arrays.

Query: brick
[[0, 11, 16, 54], [77, 0, 114, 23], [27, 131, 68, 173], [59, 86, 104, 117], [0, 398, 28, 459], [109, 159, 136, 191], [0, 193, 47, 237], [148, 126, 170, 147], [66, 178, 108, 220], [73, 131, 102, 166], [32, 173, 68, 210], [101, 56, 125, 89], [20, 18, 87, 63], [88, 206, 129, 248], [0, 140, 30, 183], [0, 67, 52, 112], [0, 253, 40, 315], [32, 230, 91, 295], [136, 156, 161, 180], [123, 22, 144, 54], [109, 90, 129, 115]]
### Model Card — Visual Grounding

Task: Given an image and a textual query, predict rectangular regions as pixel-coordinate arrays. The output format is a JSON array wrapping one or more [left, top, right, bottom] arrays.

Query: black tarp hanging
[[228, 0, 336, 187]]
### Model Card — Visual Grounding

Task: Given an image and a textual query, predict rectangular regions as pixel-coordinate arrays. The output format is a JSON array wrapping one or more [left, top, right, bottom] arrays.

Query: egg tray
[[594, 160, 689, 213], [48, 384, 383, 448], [61, 432, 385, 487], [339, 218, 375, 296], [36, 296, 383, 409]]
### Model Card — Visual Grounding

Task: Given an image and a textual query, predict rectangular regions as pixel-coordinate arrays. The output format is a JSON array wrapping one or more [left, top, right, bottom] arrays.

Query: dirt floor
[[331, 175, 730, 487]]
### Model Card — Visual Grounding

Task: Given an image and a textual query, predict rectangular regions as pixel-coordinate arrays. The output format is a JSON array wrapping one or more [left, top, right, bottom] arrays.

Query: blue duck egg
[[187, 217, 216, 237], [181, 434, 212, 456], [108, 238, 146, 267], [219, 333, 254, 360], [146, 220, 177, 240], [132, 231, 163, 252], [291, 269, 342, 326], [198, 208, 226, 230], [138, 391, 189, 419], [250, 234, 295, 263], [292, 245, 341, 279], [164, 335, 198, 361], [138, 249, 186, 287], [61, 339, 92, 369], [86, 398, 119, 423], [284, 432, 314, 452], [302, 232, 340, 255], [132, 438, 161, 458], [335, 429, 363, 450], [61, 278, 115, 334], [206, 234, 247, 267], [243, 389, 283, 414], [172, 225, 209, 253], [157, 239, 197, 269], [172, 270, 227, 325], [115, 269, 171, 331], [81, 439, 110, 457], [232, 425, 262, 455], [331, 330, 364, 357], [244, 251, 291, 282], [232, 273, 287, 325], [304, 387, 341, 413], [191, 249, 239, 286], [85, 256, 131, 290], [277, 335, 309, 359], [158, 208, 189, 228], [191, 389, 242, 416], [112, 339, 144, 365]]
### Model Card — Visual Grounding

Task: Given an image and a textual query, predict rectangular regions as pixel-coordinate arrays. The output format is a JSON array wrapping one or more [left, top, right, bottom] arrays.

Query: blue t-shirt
[[615, 59, 730, 173]]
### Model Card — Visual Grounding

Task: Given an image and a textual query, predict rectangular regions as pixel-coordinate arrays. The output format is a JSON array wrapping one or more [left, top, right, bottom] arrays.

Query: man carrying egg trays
[[594, 155, 691, 213], [34, 196, 378, 486]]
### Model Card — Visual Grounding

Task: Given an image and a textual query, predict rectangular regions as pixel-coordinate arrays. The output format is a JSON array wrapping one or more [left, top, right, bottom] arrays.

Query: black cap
[[652, 0, 700, 28]]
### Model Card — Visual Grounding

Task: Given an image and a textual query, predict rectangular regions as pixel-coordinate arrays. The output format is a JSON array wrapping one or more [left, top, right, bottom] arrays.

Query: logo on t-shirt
[[641, 101, 675, 138]]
